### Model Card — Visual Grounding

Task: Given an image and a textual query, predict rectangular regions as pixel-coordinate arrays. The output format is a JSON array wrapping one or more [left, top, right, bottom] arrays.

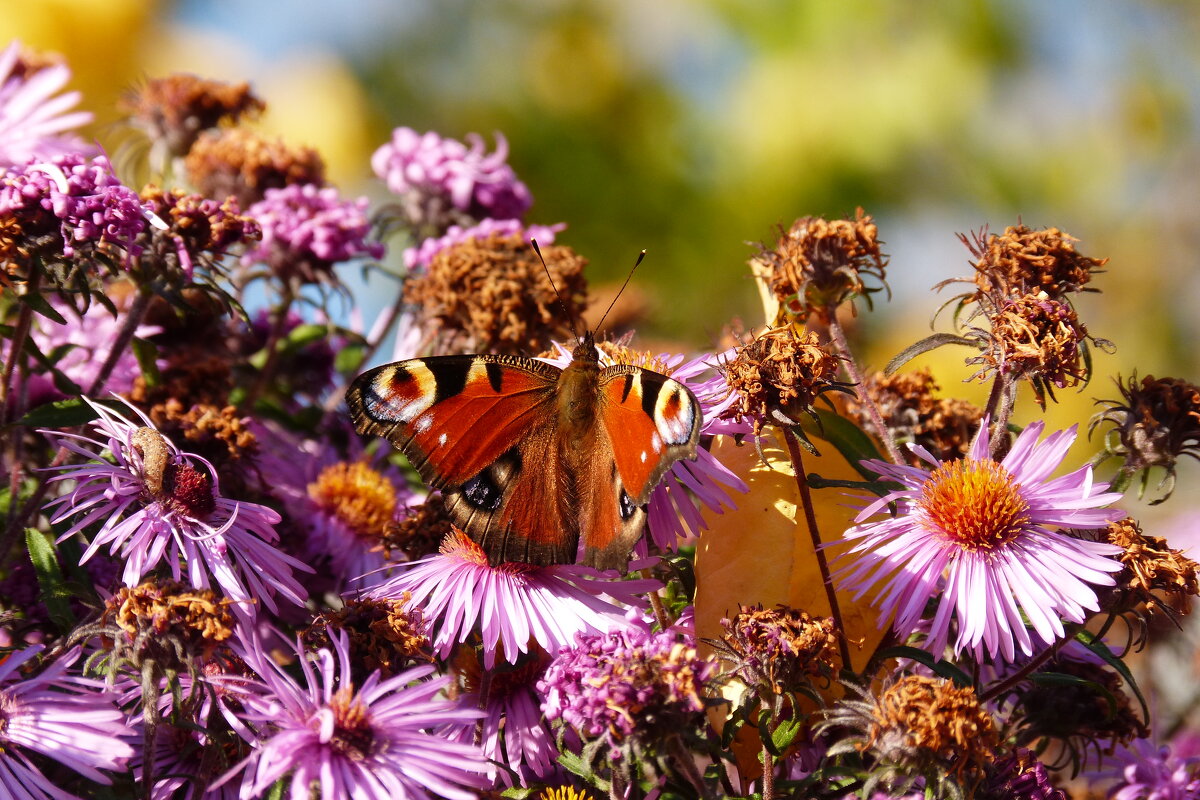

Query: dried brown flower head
[[721, 325, 846, 432], [102, 579, 234, 667], [404, 233, 588, 355], [715, 604, 839, 701], [185, 128, 325, 206], [123, 74, 265, 158], [823, 675, 997, 798], [963, 224, 1105, 301], [972, 295, 1093, 408], [1091, 374, 1200, 503], [131, 350, 235, 410], [1103, 516, 1199, 617], [381, 494, 455, 561], [755, 208, 888, 324], [848, 369, 986, 465], [305, 595, 431, 681], [137, 186, 261, 277]]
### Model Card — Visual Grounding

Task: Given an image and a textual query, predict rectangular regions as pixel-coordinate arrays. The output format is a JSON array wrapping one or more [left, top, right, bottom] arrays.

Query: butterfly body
[[346, 332, 701, 570]]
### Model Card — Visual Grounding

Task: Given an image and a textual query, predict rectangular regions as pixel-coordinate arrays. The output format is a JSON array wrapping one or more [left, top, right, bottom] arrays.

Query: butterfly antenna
[[531, 238, 581, 340], [596, 249, 646, 334]]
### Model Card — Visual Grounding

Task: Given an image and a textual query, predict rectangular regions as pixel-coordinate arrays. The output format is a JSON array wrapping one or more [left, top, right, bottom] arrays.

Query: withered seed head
[[185, 128, 325, 207], [715, 603, 839, 699], [720, 325, 845, 432], [305, 595, 431, 681], [1091, 374, 1200, 503], [102, 579, 234, 667], [381, 494, 455, 561], [962, 224, 1105, 301], [847, 369, 985, 465], [122, 74, 266, 158], [1103, 516, 1199, 616], [972, 295, 1092, 408], [403, 233, 588, 356], [754, 208, 888, 324]]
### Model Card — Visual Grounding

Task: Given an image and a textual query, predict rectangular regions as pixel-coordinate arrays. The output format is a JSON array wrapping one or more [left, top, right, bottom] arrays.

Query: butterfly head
[[571, 329, 600, 364]]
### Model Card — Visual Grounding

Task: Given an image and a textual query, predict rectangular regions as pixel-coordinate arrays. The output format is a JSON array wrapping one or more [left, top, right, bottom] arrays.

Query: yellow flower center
[[918, 458, 1030, 550], [308, 462, 397, 540]]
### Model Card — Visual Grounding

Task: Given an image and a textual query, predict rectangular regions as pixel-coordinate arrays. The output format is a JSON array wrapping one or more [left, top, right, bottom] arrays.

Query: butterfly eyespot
[[462, 471, 504, 511], [618, 488, 637, 521]]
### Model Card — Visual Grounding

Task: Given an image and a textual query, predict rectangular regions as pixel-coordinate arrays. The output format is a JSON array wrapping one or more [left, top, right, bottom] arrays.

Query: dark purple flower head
[[1092, 739, 1200, 800], [538, 627, 716, 757], [0, 153, 148, 265], [219, 630, 490, 800], [373, 127, 532, 226], [0, 645, 134, 796], [0, 41, 95, 166], [243, 182, 383, 284]]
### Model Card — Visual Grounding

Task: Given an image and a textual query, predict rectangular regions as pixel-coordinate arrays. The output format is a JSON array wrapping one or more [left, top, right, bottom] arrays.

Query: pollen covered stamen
[[327, 687, 376, 761], [919, 458, 1030, 550], [308, 462, 397, 540]]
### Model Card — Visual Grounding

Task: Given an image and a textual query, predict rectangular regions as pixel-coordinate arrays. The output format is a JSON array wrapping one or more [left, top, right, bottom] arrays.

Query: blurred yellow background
[[6, 0, 1199, 535]]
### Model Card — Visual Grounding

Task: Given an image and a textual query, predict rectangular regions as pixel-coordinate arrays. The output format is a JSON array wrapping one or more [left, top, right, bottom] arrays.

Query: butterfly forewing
[[346, 355, 559, 488]]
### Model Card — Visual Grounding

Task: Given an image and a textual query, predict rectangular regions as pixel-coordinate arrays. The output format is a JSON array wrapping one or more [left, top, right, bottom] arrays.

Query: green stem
[[243, 286, 295, 410], [826, 316, 904, 465], [782, 427, 854, 671], [979, 623, 1081, 704], [761, 742, 776, 800], [85, 288, 153, 397]]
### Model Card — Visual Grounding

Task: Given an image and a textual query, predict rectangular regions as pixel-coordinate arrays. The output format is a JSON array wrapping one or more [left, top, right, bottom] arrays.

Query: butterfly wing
[[579, 365, 702, 569], [346, 355, 579, 565]]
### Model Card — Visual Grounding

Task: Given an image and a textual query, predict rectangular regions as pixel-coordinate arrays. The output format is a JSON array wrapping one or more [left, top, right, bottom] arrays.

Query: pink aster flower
[[541, 342, 749, 553], [218, 630, 490, 800], [836, 419, 1125, 661], [1094, 739, 1200, 800], [404, 217, 565, 271], [0, 645, 133, 799], [372, 127, 532, 225], [243, 182, 383, 284], [0, 41, 94, 166], [367, 530, 659, 668], [42, 397, 311, 615]]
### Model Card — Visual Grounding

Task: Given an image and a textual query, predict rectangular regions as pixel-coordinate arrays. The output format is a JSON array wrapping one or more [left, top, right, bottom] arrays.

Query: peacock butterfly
[[346, 310, 702, 571]]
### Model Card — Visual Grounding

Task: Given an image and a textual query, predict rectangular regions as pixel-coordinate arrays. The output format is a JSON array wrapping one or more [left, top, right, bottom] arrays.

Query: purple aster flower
[[372, 127, 532, 227], [0, 645, 134, 798], [1094, 739, 1200, 800], [445, 652, 558, 787], [243, 182, 384, 284], [538, 626, 716, 757], [42, 397, 311, 615], [0, 41, 94, 166], [0, 153, 147, 263], [367, 530, 659, 668], [218, 630, 490, 800], [21, 294, 162, 405], [541, 341, 749, 553], [835, 419, 1125, 661], [404, 217, 564, 271]]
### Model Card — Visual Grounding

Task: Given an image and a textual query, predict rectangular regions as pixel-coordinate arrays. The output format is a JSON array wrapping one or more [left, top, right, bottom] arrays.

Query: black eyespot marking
[[485, 361, 504, 392], [462, 471, 503, 511], [618, 488, 637, 520], [434, 360, 471, 403]]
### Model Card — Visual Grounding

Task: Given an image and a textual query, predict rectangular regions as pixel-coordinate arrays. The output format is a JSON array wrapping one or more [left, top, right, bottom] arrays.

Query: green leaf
[[335, 343, 367, 375], [800, 409, 887, 481], [131, 337, 161, 388], [16, 396, 98, 428], [281, 323, 329, 352], [770, 717, 805, 752], [1030, 671, 1119, 718], [1075, 630, 1149, 723], [803, 474, 900, 495], [873, 646, 975, 687], [25, 528, 75, 630], [17, 291, 67, 325], [884, 332, 978, 375]]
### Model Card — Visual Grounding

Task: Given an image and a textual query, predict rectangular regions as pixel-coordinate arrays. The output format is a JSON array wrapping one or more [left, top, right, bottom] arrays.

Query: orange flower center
[[308, 462, 397, 540], [918, 458, 1030, 550]]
